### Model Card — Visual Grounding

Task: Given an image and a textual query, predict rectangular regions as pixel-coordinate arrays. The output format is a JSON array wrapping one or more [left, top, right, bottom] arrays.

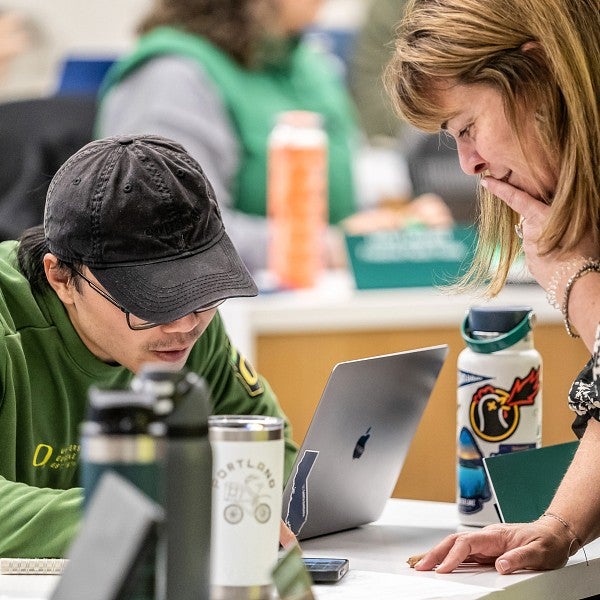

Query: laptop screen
[[282, 344, 448, 540]]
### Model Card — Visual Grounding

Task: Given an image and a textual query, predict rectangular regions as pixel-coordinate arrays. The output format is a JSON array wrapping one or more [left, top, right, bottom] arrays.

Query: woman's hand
[[342, 193, 454, 236], [413, 517, 574, 574], [481, 176, 598, 291]]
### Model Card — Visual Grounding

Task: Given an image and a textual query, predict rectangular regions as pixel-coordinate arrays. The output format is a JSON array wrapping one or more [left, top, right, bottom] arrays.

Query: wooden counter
[[220, 274, 590, 503]]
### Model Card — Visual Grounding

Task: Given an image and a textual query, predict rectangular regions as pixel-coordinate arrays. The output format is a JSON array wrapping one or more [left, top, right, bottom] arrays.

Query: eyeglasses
[[71, 268, 225, 331]]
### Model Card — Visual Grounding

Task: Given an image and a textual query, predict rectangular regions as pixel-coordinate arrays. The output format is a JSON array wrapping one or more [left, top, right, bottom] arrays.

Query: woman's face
[[436, 82, 557, 201], [275, 0, 323, 35]]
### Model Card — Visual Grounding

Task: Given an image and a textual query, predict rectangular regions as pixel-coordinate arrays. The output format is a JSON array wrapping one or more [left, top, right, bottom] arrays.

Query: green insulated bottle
[[80, 386, 162, 600]]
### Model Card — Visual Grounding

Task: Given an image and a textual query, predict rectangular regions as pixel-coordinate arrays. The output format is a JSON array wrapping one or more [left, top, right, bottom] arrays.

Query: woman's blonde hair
[[384, 0, 600, 295]]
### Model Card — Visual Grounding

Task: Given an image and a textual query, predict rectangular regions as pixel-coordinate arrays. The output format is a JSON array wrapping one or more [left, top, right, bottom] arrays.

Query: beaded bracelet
[[546, 258, 587, 311], [561, 260, 600, 338], [546, 257, 600, 338]]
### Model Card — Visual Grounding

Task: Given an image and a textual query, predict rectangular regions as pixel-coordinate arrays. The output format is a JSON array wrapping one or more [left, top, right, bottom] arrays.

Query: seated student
[[95, 0, 358, 274], [0, 11, 29, 81], [347, 0, 407, 143], [0, 134, 297, 558]]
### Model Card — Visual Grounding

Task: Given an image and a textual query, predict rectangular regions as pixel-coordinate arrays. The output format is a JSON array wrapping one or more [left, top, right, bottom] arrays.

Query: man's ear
[[43, 253, 75, 306]]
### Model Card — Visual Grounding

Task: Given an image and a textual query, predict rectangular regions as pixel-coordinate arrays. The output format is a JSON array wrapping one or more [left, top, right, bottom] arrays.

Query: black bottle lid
[[468, 306, 533, 333], [84, 387, 156, 435]]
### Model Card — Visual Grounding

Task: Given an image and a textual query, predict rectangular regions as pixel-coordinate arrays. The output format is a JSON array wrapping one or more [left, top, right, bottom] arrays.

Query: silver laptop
[[282, 344, 448, 540]]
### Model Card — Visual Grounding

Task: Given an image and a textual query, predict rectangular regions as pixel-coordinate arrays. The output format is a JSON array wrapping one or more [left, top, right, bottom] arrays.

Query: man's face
[[44, 255, 218, 373]]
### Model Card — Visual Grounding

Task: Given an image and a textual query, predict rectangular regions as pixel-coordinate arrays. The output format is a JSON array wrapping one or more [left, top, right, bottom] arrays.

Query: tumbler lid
[[461, 306, 535, 354], [468, 306, 532, 332], [208, 415, 283, 442]]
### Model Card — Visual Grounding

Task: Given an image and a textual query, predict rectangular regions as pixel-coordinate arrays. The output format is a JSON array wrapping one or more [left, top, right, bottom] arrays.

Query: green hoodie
[[0, 240, 296, 557]]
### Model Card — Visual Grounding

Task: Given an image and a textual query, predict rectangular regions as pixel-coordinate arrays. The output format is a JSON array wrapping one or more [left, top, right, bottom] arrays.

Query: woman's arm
[[546, 417, 600, 546]]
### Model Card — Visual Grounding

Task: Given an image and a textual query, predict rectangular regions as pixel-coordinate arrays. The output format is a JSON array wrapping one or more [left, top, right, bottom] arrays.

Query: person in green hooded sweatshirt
[[95, 0, 358, 275], [0, 134, 297, 558]]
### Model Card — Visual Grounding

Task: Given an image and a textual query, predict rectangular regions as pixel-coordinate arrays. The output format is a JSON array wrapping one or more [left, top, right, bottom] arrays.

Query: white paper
[[313, 570, 501, 600], [0, 597, 47, 600]]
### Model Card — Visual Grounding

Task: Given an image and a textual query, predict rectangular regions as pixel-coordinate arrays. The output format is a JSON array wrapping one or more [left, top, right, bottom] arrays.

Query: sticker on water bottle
[[466, 367, 540, 443], [457, 427, 492, 515], [458, 367, 541, 519]]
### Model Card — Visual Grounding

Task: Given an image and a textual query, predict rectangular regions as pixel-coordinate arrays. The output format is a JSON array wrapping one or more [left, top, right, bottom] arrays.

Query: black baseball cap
[[44, 134, 257, 323]]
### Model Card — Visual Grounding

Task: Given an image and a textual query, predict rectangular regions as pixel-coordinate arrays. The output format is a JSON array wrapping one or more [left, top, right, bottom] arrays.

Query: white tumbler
[[209, 415, 284, 600]]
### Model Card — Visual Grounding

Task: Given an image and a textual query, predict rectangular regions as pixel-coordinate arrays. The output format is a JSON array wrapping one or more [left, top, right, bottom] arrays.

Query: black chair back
[[0, 95, 97, 241], [406, 133, 479, 225]]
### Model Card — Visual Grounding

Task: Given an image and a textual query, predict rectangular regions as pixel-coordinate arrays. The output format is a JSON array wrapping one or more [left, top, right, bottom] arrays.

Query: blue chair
[[55, 56, 117, 96]]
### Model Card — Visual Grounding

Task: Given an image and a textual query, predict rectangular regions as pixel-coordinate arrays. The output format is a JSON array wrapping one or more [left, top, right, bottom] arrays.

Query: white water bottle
[[457, 306, 542, 526]]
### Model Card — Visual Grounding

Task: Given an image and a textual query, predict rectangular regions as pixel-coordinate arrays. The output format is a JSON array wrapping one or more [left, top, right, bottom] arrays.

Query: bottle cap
[[275, 110, 323, 129], [461, 306, 535, 354], [84, 387, 156, 435]]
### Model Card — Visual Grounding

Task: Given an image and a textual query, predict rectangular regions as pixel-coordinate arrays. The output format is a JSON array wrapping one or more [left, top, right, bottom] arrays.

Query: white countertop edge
[[221, 275, 557, 336]]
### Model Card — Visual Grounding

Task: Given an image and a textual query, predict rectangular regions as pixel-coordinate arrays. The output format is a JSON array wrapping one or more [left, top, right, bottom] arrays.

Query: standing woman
[[385, 0, 600, 574], [96, 0, 357, 273]]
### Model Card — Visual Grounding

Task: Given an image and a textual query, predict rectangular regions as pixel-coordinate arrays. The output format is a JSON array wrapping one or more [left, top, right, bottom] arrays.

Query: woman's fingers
[[481, 176, 549, 223], [412, 521, 574, 574], [414, 526, 515, 573], [412, 534, 466, 571]]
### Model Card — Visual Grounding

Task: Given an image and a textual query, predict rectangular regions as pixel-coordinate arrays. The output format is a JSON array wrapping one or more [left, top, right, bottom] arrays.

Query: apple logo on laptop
[[353, 427, 371, 459]]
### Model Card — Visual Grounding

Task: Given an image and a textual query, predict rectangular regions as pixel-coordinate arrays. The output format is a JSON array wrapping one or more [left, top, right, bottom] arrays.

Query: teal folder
[[483, 441, 579, 523]]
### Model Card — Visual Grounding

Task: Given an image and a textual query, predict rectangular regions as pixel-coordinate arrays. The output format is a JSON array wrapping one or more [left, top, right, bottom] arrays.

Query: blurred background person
[[96, 0, 358, 274], [348, 0, 404, 142], [0, 11, 29, 82]]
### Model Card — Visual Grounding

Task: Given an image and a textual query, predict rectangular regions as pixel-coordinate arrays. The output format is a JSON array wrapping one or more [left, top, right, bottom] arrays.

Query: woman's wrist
[[540, 512, 583, 557], [536, 511, 586, 562], [545, 257, 600, 338]]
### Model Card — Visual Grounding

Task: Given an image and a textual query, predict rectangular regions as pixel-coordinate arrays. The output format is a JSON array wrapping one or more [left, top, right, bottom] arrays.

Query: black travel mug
[[80, 386, 162, 505]]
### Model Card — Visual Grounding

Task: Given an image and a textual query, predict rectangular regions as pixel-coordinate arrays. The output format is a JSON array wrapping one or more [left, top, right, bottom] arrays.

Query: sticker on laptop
[[284, 450, 319, 536]]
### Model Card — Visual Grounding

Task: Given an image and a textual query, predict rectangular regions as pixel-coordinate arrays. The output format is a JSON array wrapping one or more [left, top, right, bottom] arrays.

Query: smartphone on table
[[302, 557, 349, 583]]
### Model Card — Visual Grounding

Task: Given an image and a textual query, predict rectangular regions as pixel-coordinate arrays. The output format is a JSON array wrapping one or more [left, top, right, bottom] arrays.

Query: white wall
[[317, 0, 372, 28], [0, 0, 149, 99], [0, 0, 372, 101]]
